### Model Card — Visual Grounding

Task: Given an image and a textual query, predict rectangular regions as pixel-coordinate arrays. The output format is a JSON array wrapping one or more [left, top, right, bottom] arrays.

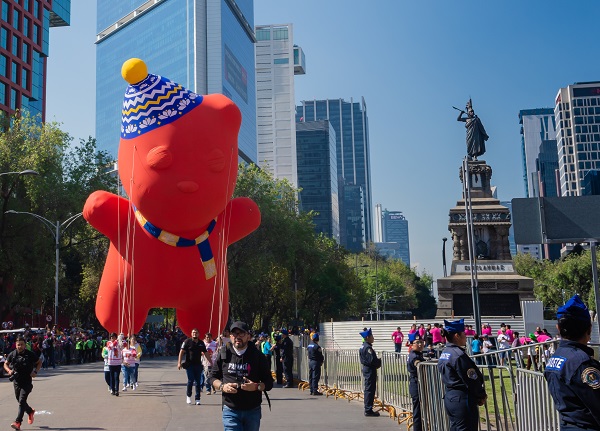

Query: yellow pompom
[[121, 58, 148, 84]]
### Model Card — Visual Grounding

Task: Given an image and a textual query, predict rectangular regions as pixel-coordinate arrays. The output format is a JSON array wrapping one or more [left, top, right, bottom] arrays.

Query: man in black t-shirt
[[4, 336, 42, 430], [177, 328, 211, 405]]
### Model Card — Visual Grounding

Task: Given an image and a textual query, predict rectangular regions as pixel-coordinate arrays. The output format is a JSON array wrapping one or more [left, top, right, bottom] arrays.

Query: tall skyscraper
[[379, 209, 410, 266], [296, 120, 339, 240], [519, 108, 557, 198], [95, 0, 257, 162], [296, 98, 372, 251], [518, 108, 557, 260], [0, 0, 70, 120], [555, 81, 600, 196], [255, 23, 304, 187]]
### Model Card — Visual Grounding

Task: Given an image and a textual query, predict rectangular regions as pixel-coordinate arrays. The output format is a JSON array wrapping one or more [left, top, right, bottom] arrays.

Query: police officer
[[407, 335, 426, 431], [359, 328, 381, 417], [307, 333, 324, 395], [438, 319, 486, 431], [544, 294, 600, 430], [280, 329, 294, 388], [273, 334, 283, 384]]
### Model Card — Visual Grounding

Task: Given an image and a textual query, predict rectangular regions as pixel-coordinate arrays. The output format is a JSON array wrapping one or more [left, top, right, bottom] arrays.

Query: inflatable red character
[[83, 58, 260, 336]]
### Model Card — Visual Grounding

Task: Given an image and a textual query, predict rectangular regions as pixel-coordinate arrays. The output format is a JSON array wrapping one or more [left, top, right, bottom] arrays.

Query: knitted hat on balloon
[[120, 58, 203, 139]]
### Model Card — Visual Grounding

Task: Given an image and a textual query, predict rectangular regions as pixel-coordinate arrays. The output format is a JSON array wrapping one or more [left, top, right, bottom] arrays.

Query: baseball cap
[[230, 321, 250, 333]]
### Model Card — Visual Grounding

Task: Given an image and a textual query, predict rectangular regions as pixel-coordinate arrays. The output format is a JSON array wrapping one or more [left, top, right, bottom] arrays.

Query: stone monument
[[438, 101, 534, 317], [436, 160, 535, 317]]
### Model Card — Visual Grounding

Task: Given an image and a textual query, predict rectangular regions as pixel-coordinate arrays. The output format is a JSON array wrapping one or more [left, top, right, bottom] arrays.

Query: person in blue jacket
[[544, 294, 600, 431], [437, 319, 487, 431]]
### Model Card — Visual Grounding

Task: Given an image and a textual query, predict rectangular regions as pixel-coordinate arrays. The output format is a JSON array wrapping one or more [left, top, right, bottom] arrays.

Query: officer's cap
[[281, 328, 289, 335], [359, 328, 373, 339], [443, 319, 465, 333], [412, 335, 424, 343], [557, 294, 591, 323], [311, 333, 319, 341]]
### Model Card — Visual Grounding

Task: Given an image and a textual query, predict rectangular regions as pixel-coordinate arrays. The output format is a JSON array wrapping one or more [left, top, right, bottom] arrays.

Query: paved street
[[0, 358, 405, 430]]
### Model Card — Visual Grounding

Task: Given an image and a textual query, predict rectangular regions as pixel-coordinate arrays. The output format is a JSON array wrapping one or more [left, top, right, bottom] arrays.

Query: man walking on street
[[4, 336, 42, 430], [178, 328, 212, 405], [359, 328, 381, 417], [307, 333, 324, 395], [210, 321, 274, 431], [280, 329, 294, 388]]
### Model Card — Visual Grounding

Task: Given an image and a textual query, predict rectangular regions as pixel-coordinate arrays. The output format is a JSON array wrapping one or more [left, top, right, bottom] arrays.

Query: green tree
[[0, 111, 115, 326]]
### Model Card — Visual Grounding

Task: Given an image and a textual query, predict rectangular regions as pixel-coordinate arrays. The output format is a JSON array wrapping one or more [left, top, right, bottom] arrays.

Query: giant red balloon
[[83, 59, 260, 336]]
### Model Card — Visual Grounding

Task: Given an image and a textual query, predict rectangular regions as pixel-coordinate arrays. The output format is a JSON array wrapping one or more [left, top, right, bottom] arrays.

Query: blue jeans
[[185, 364, 203, 400], [122, 364, 135, 386], [222, 405, 262, 431]]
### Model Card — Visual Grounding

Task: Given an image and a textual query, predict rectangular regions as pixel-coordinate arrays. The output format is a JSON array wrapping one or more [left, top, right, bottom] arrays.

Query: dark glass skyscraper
[[95, 0, 256, 161], [0, 0, 70, 120], [296, 120, 339, 240], [381, 210, 410, 266], [296, 98, 372, 251]]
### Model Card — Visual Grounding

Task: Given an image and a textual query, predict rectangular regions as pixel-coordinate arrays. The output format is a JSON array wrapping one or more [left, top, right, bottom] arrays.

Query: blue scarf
[[133, 206, 217, 279]]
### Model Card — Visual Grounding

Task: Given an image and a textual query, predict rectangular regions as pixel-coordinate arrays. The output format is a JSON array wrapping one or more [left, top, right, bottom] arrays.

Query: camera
[[8, 371, 19, 382]]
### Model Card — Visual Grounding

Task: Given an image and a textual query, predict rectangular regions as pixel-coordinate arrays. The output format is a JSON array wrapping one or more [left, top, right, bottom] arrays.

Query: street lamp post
[[0, 170, 39, 178], [5, 210, 83, 325]]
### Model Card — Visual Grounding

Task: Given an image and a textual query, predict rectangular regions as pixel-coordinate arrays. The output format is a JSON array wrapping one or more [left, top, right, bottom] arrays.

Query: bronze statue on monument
[[454, 99, 489, 160]]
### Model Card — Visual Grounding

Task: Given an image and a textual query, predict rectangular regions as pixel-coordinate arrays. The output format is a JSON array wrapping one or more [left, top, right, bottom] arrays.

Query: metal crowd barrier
[[286, 341, 589, 430]]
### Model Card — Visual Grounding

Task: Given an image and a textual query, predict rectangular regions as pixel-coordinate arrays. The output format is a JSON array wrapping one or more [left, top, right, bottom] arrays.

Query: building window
[[0, 27, 7, 49], [33, 23, 38, 44], [23, 0, 28, 11], [11, 60, 17, 83], [11, 34, 18, 56], [274, 58, 289, 64], [0, 54, 5, 77], [256, 28, 270, 41], [10, 87, 17, 109], [12, 8, 19, 30], [21, 67, 26, 88], [0, 81, 5, 105], [21, 41, 27, 61], [33, 0, 38, 18], [23, 16, 29, 37], [273, 28, 288, 40], [1, 0, 8, 22]]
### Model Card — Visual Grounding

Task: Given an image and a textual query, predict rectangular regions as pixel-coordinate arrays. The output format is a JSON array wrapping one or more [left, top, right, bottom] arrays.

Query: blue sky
[[46, 1, 600, 283]]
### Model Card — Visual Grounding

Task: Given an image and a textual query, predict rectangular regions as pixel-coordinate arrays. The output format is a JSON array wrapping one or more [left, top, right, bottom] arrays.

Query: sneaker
[[108, 386, 112, 393], [186, 396, 192, 404], [313, 392, 323, 396], [114, 391, 119, 397], [364, 410, 380, 417], [135, 382, 139, 388], [122, 386, 127, 392], [206, 390, 211, 395], [28, 409, 35, 424], [10, 421, 21, 430], [195, 399, 201, 405], [110, 390, 115, 395], [130, 383, 134, 389], [131, 384, 136, 391]]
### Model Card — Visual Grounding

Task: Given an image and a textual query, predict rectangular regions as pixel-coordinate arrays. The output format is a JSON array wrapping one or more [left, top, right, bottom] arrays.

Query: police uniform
[[359, 328, 381, 416], [544, 295, 600, 430], [407, 337, 425, 431], [307, 334, 324, 395], [437, 319, 486, 431], [280, 330, 294, 388]]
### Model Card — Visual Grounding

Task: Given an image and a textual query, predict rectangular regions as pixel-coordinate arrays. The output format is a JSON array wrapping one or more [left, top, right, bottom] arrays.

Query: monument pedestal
[[436, 160, 535, 317]]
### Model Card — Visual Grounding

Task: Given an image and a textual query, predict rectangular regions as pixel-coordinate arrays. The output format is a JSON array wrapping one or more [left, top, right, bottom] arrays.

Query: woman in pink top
[[430, 323, 443, 344], [106, 333, 123, 396], [418, 324, 426, 338], [481, 324, 492, 336], [121, 341, 137, 391]]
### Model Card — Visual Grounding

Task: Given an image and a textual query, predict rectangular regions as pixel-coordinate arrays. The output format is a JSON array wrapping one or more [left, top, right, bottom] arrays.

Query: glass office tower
[[0, 0, 70, 120], [255, 23, 305, 187], [555, 81, 600, 197], [296, 98, 372, 251], [95, 0, 256, 162], [296, 120, 339, 240], [381, 209, 410, 266]]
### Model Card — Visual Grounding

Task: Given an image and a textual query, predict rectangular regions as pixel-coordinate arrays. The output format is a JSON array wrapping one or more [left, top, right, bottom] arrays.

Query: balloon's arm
[[223, 197, 261, 246], [83, 191, 131, 241]]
